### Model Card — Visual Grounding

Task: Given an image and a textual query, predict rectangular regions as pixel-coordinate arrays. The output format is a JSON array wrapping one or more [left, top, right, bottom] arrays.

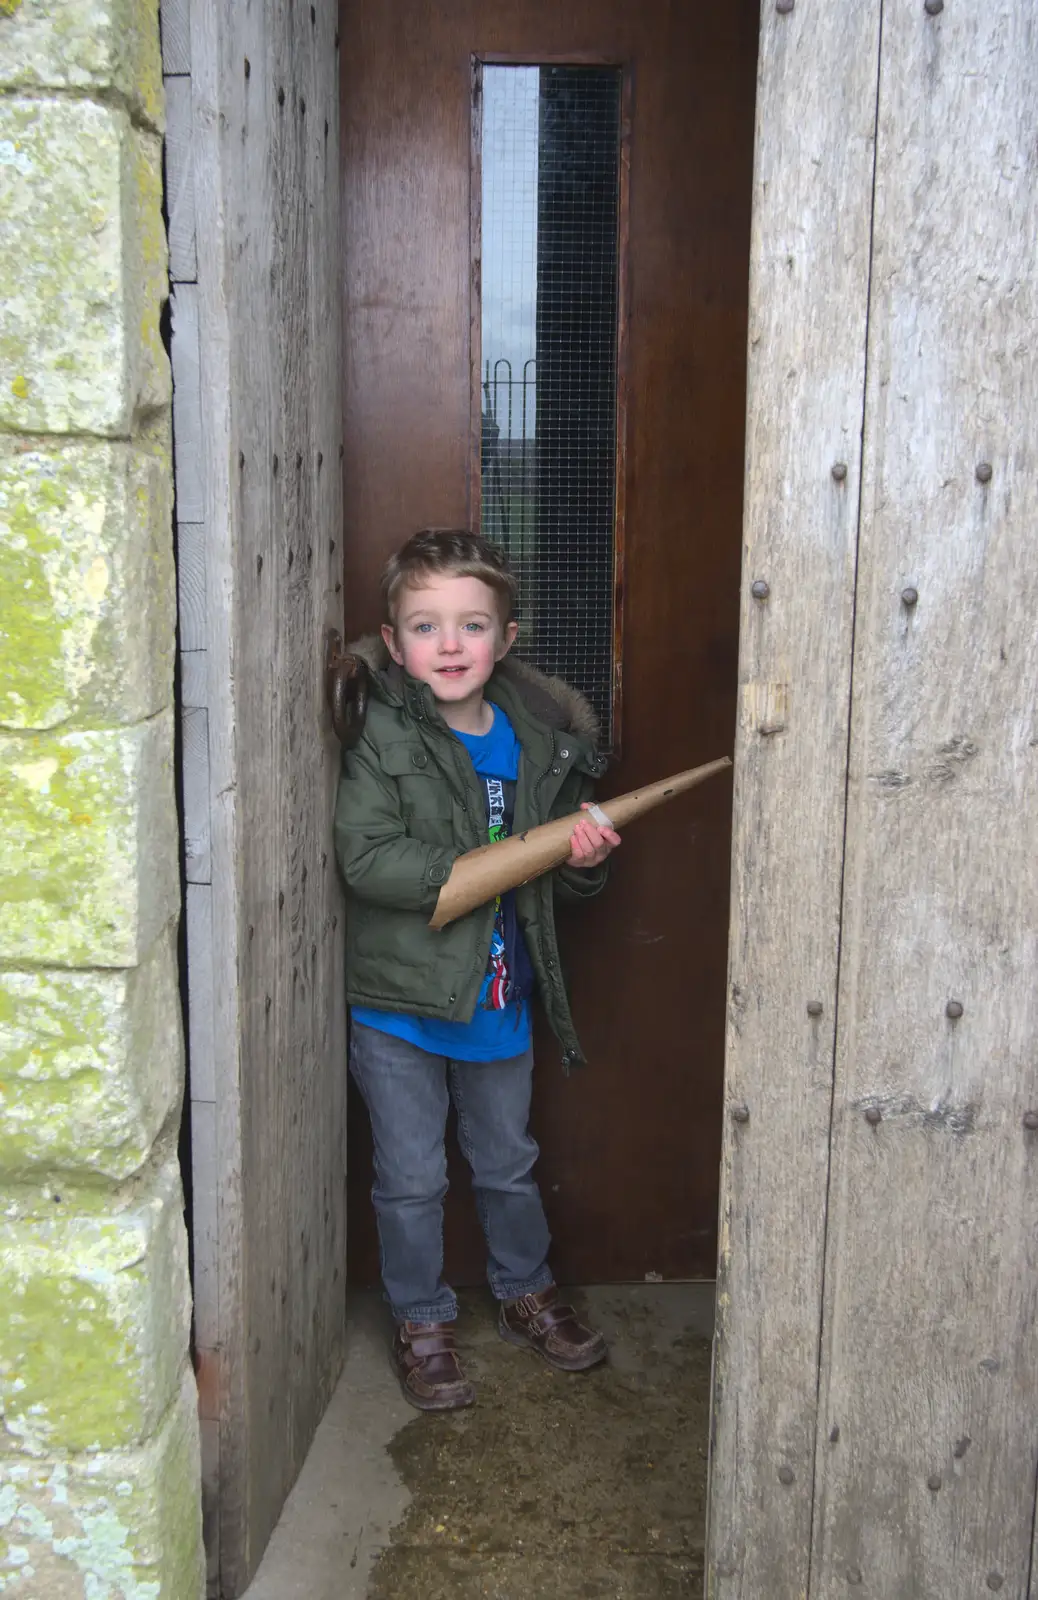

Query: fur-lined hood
[[348, 632, 600, 746]]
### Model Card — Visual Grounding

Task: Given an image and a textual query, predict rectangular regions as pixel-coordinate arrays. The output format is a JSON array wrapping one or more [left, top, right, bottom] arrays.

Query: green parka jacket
[[333, 636, 610, 1068]]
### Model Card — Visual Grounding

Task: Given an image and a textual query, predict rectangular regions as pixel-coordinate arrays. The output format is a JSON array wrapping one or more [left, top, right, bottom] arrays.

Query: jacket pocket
[[378, 740, 453, 824]]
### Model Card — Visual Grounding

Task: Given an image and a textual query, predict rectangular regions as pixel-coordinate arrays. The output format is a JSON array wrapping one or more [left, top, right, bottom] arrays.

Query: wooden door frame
[[164, 0, 763, 1586], [707, 5, 882, 1587], [164, 0, 348, 1592]]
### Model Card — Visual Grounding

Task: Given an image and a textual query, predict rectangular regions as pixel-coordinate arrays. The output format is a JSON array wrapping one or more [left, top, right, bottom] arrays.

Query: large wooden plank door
[[710, 3, 1038, 1595], [340, 0, 757, 1283]]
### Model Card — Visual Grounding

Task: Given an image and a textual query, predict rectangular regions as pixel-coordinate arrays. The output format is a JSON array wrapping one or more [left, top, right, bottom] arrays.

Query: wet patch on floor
[[368, 1285, 712, 1599]]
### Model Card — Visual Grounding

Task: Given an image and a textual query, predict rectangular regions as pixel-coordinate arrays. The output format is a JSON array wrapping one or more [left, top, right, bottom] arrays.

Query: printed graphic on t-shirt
[[480, 774, 515, 1011]]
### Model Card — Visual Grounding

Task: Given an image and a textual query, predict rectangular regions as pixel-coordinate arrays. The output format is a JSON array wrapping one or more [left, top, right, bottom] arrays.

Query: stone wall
[[0, 1, 204, 1594]]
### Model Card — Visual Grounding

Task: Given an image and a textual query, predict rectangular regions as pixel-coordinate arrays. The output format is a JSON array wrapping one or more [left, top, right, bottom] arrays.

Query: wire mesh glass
[[480, 65, 622, 744]]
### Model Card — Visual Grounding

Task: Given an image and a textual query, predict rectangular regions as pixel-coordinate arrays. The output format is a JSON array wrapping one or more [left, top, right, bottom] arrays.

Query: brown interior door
[[341, 0, 757, 1283]]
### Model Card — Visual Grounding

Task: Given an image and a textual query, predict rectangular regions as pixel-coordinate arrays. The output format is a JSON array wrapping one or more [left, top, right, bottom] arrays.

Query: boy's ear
[[381, 622, 404, 665], [496, 620, 519, 661]]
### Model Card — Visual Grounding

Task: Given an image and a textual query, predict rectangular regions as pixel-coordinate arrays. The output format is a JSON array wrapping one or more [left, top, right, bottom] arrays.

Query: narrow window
[[477, 64, 625, 746]]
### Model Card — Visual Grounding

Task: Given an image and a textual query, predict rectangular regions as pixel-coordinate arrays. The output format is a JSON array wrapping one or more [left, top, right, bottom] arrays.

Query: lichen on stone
[[0, 716, 178, 967], [0, 1158, 191, 1454], [0, 99, 169, 436], [0, 927, 183, 1184], [0, 440, 175, 731], [0, 1367, 204, 1597], [0, 0, 164, 132]]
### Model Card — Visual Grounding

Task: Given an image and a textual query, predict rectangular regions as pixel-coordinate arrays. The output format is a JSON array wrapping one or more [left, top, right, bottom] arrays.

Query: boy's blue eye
[[415, 622, 434, 634], [463, 621, 485, 632]]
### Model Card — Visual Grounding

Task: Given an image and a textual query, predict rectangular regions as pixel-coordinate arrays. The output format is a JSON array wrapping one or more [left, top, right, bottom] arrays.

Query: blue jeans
[[349, 1020, 554, 1323]]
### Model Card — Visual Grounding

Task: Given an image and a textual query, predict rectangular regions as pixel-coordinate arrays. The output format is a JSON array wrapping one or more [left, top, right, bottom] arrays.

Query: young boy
[[334, 530, 621, 1410]]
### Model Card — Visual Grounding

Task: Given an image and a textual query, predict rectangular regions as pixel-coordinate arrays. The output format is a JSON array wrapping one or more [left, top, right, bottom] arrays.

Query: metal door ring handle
[[325, 630, 370, 749]]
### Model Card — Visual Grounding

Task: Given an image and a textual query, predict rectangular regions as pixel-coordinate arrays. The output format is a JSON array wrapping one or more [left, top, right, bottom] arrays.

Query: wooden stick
[[429, 756, 732, 929]]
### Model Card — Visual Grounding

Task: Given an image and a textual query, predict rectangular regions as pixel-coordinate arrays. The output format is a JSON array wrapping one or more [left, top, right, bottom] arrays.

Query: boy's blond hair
[[383, 530, 518, 628]]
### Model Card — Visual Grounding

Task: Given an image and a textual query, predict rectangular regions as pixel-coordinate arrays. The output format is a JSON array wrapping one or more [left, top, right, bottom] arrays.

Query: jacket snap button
[[551, 764, 561, 775], [546, 958, 555, 970], [429, 865, 446, 883], [412, 752, 427, 768], [559, 748, 569, 760], [449, 993, 456, 1004]]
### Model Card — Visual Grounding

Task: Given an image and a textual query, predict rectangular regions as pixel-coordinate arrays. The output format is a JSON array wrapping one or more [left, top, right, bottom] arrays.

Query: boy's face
[[382, 573, 518, 710]]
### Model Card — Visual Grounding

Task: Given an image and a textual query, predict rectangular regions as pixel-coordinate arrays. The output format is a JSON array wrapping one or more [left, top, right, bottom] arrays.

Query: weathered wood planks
[[811, 5, 1038, 1595], [163, 74, 197, 283], [166, 0, 347, 1590], [714, 2, 1038, 1595], [175, 5, 237, 1588], [708, 2, 883, 1593]]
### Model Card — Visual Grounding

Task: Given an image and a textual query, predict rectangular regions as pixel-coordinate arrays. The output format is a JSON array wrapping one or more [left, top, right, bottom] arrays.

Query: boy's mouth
[[435, 665, 469, 677]]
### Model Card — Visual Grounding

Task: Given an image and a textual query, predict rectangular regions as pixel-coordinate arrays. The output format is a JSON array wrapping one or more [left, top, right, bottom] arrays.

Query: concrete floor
[[244, 1283, 715, 1600]]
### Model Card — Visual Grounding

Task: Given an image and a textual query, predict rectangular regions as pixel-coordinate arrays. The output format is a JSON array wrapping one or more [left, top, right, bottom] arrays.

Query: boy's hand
[[565, 803, 622, 869]]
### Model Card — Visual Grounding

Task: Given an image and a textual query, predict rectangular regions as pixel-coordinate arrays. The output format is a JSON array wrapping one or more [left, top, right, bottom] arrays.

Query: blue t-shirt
[[353, 706, 533, 1061]]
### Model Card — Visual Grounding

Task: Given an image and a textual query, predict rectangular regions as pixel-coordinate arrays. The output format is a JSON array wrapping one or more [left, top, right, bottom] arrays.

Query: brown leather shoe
[[499, 1286, 607, 1372], [392, 1320, 475, 1411]]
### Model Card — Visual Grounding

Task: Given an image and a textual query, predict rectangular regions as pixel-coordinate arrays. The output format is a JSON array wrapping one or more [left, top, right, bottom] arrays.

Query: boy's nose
[[439, 633, 463, 654]]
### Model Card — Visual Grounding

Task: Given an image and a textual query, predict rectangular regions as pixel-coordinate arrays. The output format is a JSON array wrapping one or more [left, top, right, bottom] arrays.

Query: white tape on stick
[[586, 803, 614, 830]]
